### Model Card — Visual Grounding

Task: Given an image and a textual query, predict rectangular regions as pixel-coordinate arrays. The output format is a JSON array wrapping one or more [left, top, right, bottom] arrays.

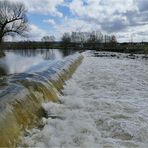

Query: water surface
[[21, 51, 148, 147], [0, 49, 74, 75]]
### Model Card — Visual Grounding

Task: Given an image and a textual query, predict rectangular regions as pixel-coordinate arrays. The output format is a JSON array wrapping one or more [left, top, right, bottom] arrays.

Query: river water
[[0, 49, 74, 75], [0, 49, 82, 147], [21, 51, 148, 147]]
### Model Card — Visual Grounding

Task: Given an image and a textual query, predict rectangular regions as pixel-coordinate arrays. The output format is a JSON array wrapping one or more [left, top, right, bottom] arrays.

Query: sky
[[3, 0, 148, 42]]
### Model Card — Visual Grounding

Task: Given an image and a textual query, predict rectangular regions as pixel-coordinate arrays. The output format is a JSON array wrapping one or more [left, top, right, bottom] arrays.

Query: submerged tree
[[0, 0, 28, 43]]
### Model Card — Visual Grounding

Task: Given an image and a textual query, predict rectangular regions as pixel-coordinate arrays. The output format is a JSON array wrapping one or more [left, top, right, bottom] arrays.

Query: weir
[[0, 53, 83, 147]]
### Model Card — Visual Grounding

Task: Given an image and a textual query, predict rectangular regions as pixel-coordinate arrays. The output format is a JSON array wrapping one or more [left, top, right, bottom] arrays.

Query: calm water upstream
[[0, 49, 74, 76]]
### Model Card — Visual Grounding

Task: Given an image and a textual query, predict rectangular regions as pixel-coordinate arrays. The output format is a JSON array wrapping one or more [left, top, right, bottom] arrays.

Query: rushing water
[[21, 51, 148, 147], [0, 51, 83, 147], [1, 50, 148, 147]]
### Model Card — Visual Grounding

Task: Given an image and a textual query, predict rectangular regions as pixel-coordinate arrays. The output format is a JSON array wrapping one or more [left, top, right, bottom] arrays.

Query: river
[[0, 49, 74, 75], [21, 51, 148, 147], [0, 48, 81, 147]]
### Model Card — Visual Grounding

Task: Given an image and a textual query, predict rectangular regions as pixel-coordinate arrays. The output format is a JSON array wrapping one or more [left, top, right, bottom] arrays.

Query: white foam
[[21, 51, 148, 147]]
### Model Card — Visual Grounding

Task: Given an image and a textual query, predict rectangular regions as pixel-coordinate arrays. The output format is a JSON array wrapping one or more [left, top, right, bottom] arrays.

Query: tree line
[[61, 31, 117, 44]]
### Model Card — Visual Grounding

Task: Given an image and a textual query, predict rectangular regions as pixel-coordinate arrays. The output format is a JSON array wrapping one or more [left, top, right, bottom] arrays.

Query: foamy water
[[21, 51, 148, 147]]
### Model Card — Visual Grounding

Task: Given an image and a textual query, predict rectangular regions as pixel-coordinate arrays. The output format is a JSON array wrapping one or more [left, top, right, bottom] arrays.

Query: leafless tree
[[0, 0, 28, 43], [61, 32, 71, 43], [110, 35, 117, 43], [41, 35, 55, 42], [71, 32, 92, 43], [87, 31, 96, 43]]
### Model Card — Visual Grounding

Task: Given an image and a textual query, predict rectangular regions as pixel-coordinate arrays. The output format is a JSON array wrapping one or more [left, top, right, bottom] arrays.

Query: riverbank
[[0, 42, 148, 54], [20, 51, 148, 147]]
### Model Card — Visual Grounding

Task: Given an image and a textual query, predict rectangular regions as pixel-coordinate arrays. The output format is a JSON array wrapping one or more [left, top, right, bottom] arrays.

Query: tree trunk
[[0, 25, 6, 44], [0, 36, 3, 44]]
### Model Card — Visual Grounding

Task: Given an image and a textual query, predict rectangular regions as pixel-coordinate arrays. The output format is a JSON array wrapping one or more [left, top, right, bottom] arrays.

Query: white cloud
[[114, 23, 148, 42], [8, 0, 64, 17], [3, 0, 148, 42], [27, 24, 48, 41], [43, 19, 55, 25], [69, 0, 139, 26], [53, 17, 101, 40], [67, 0, 148, 42], [69, 0, 137, 20]]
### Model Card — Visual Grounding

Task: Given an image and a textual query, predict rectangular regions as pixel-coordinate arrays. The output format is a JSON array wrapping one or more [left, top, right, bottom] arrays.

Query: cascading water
[[0, 53, 83, 147]]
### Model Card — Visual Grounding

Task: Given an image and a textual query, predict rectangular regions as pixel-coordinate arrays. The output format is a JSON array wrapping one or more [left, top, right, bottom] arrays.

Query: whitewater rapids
[[21, 51, 148, 147]]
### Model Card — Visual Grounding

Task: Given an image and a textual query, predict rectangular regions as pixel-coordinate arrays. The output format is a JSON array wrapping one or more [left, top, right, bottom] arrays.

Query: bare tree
[[61, 32, 71, 43], [0, 0, 28, 43], [87, 31, 96, 43], [110, 35, 117, 43], [41, 35, 55, 42]]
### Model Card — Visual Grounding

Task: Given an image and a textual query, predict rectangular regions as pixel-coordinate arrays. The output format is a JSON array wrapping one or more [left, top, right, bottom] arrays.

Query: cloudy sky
[[5, 0, 148, 42]]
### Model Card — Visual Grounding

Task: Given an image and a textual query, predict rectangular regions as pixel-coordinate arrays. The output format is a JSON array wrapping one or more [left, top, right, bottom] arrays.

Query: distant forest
[[0, 41, 148, 54]]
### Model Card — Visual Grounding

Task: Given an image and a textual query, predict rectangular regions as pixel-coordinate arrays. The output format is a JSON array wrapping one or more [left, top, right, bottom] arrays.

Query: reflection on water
[[0, 49, 75, 75]]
